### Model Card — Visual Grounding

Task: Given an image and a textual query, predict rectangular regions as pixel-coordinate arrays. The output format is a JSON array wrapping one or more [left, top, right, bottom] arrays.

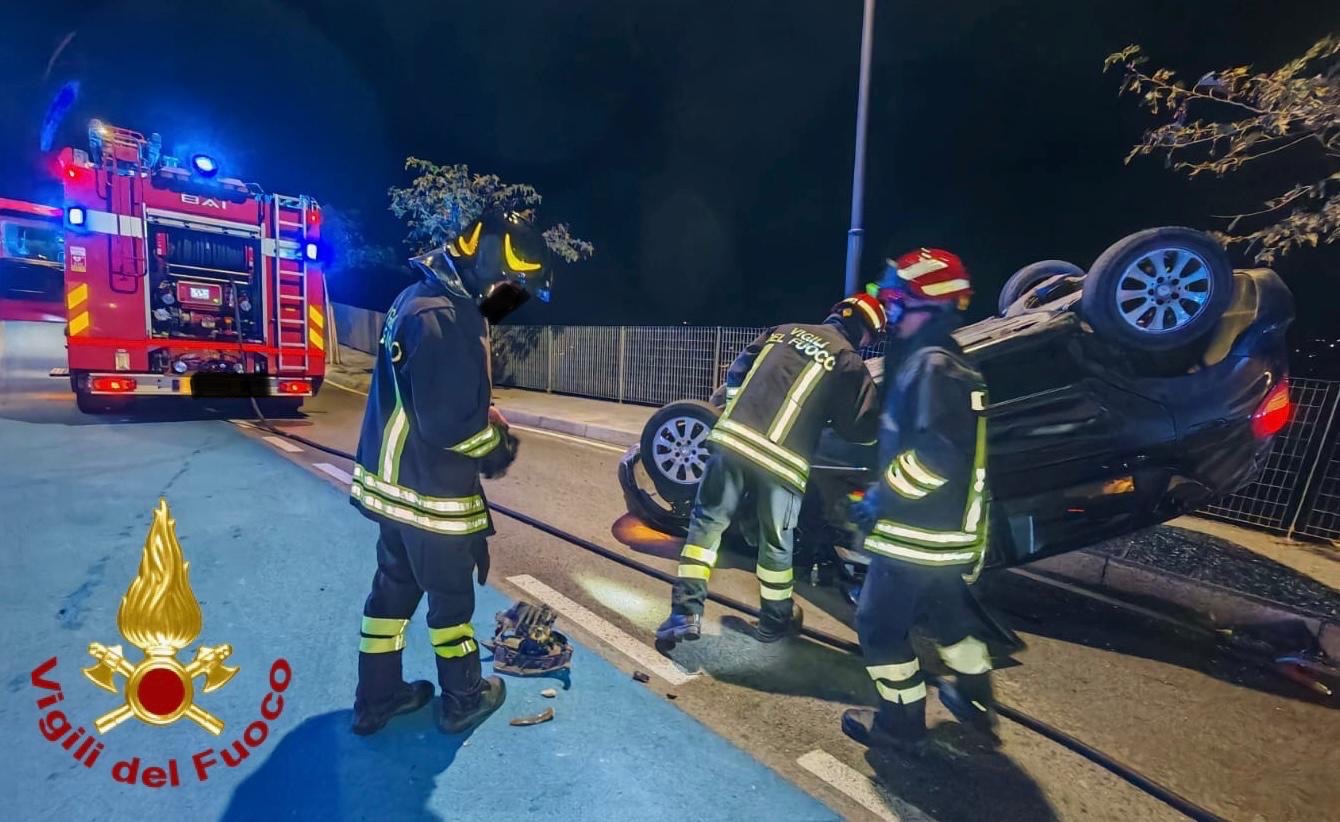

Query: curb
[[1031, 550, 1340, 660], [496, 408, 639, 449]]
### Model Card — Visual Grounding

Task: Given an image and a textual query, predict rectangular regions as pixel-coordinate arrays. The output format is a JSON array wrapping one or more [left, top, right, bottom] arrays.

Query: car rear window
[[2, 222, 64, 266]]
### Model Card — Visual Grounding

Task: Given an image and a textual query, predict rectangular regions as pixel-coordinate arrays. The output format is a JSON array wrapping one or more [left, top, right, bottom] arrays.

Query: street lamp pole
[[842, 0, 876, 297]]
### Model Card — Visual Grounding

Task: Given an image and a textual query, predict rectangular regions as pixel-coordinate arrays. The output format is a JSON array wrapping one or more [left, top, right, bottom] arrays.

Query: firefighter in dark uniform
[[843, 248, 998, 752], [349, 210, 550, 736], [656, 294, 885, 645]]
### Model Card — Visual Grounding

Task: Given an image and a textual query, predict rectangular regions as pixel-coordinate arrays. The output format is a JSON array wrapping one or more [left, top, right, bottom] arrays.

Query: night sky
[[2, 1, 1336, 348]]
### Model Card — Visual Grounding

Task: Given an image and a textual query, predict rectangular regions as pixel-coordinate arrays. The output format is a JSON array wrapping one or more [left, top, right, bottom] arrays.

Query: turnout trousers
[[671, 453, 803, 628], [355, 522, 486, 712], [855, 556, 994, 737]]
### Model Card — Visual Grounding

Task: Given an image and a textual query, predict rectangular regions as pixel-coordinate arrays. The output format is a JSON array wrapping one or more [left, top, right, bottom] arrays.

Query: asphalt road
[[4, 321, 1337, 821]]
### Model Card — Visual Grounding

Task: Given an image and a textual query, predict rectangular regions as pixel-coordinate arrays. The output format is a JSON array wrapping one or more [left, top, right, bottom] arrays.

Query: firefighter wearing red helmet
[[347, 210, 549, 737], [656, 294, 885, 646], [843, 248, 1000, 753]]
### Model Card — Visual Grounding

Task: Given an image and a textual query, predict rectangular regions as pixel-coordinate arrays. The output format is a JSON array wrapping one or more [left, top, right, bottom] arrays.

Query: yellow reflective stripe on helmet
[[678, 564, 712, 580], [351, 486, 492, 534], [938, 636, 992, 675], [756, 565, 793, 584], [457, 221, 482, 256], [759, 585, 793, 601], [874, 680, 928, 704], [434, 638, 479, 659], [899, 451, 946, 489], [361, 616, 408, 637], [867, 660, 920, 681], [854, 297, 883, 331], [884, 463, 928, 499], [681, 544, 719, 566], [504, 233, 543, 272], [359, 635, 406, 653], [767, 360, 825, 443], [428, 623, 475, 645], [707, 429, 807, 490]]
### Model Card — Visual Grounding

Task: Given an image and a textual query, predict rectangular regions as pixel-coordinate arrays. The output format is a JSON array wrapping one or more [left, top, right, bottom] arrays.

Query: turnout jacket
[[864, 335, 990, 569], [709, 323, 880, 492], [350, 278, 501, 537]]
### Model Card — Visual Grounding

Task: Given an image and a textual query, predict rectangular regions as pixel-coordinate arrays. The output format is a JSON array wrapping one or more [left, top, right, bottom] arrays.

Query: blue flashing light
[[537, 287, 552, 304], [67, 206, 86, 227], [191, 154, 219, 177], [303, 242, 319, 262]]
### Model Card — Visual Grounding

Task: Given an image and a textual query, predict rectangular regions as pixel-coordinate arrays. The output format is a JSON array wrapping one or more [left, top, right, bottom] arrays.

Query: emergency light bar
[[66, 206, 86, 227], [191, 154, 219, 177]]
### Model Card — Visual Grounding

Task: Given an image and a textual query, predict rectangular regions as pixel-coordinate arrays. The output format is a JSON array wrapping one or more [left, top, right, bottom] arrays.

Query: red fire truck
[[0, 198, 65, 323], [57, 120, 326, 413]]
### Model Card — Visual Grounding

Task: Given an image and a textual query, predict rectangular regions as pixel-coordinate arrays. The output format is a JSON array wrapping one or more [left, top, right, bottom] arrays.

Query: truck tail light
[[1251, 379, 1291, 439], [278, 380, 308, 395], [91, 376, 137, 393]]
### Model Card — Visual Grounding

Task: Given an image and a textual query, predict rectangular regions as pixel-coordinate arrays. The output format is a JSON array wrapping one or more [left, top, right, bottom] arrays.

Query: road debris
[[632, 671, 651, 683], [510, 707, 555, 727], [541, 688, 557, 698]]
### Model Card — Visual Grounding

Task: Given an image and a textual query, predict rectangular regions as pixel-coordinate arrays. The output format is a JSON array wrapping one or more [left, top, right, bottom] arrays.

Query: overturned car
[[619, 227, 1295, 583]]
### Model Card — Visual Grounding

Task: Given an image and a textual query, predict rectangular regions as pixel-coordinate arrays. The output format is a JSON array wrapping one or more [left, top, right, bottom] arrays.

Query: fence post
[[618, 326, 627, 403], [1286, 383, 1340, 538], [546, 326, 554, 393], [713, 327, 723, 387]]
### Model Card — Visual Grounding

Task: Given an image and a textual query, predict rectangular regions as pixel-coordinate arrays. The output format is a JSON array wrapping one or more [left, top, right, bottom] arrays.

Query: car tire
[[998, 260, 1086, 315], [1081, 227, 1234, 352], [639, 400, 719, 506]]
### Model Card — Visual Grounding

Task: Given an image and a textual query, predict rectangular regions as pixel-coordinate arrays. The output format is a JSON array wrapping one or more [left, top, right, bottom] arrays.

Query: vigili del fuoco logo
[[29, 499, 294, 788]]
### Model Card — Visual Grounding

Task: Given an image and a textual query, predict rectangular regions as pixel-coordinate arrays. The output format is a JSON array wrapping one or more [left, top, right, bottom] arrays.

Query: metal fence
[[336, 306, 1340, 544]]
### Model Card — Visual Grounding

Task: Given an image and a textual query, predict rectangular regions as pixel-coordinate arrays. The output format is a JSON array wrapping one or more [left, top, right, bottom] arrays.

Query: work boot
[[841, 707, 927, 756], [937, 675, 1000, 746], [655, 612, 702, 643], [754, 602, 804, 643], [437, 676, 507, 735], [351, 680, 434, 736]]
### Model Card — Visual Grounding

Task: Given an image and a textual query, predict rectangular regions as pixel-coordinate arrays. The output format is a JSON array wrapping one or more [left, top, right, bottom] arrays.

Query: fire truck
[[57, 120, 326, 413], [0, 197, 64, 323]]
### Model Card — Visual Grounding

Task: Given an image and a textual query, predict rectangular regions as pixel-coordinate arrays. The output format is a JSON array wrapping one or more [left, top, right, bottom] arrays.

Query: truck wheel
[[639, 400, 719, 505], [1081, 227, 1234, 352], [998, 260, 1085, 315]]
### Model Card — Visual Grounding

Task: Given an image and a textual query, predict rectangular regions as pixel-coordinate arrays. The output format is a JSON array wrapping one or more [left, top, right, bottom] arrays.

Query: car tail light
[[91, 376, 136, 393], [1251, 378, 1291, 439], [278, 380, 308, 395]]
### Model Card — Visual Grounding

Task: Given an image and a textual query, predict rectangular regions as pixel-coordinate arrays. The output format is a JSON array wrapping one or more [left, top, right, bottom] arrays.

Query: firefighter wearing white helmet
[[656, 293, 885, 647], [844, 248, 1000, 752], [348, 210, 550, 736]]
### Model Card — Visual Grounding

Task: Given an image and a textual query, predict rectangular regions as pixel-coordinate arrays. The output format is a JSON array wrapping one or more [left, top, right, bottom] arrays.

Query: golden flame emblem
[[82, 499, 238, 735]]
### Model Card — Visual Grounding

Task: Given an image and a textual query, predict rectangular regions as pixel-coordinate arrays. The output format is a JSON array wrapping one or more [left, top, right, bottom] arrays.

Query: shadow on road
[[221, 708, 472, 821], [979, 570, 1334, 708], [866, 728, 1058, 822]]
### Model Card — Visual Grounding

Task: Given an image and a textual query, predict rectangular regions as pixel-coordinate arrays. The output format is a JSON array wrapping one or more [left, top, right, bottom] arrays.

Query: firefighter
[[656, 294, 885, 645], [349, 210, 550, 736], [842, 248, 998, 753]]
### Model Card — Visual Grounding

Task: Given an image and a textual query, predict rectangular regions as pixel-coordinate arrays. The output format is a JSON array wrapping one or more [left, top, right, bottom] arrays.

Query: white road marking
[[228, 419, 257, 429], [262, 435, 303, 453], [313, 462, 353, 485], [797, 750, 931, 822], [324, 379, 368, 396], [504, 574, 695, 686], [510, 423, 628, 454]]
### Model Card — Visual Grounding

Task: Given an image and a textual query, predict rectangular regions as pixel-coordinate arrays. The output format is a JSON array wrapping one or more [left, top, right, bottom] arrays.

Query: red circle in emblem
[[139, 668, 186, 716]]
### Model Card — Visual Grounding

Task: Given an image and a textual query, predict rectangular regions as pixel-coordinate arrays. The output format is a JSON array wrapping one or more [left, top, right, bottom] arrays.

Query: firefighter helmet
[[413, 210, 553, 323], [830, 292, 888, 334], [880, 248, 973, 310]]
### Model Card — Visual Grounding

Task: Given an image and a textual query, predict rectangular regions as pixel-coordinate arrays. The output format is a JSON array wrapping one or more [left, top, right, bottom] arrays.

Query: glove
[[479, 424, 520, 479], [471, 540, 491, 585], [848, 486, 881, 534]]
